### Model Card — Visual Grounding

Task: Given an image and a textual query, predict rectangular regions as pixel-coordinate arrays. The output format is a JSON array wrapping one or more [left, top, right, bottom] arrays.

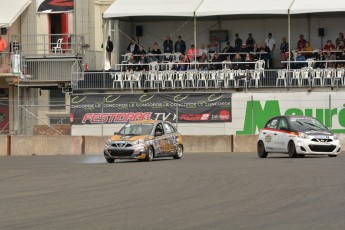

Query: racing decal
[[37, 0, 74, 13], [265, 135, 272, 142], [70, 93, 232, 125]]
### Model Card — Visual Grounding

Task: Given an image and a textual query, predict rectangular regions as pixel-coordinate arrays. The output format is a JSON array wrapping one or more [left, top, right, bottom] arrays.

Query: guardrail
[[11, 34, 84, 57]]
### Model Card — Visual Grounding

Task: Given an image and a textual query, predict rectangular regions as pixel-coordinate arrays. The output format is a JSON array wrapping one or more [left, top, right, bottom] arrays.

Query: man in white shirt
[[265, 33, 276, 68]]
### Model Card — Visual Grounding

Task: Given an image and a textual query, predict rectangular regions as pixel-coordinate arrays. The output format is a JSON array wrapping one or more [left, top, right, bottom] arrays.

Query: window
[[277, 118, 288, 130], [266, 118, 279, 129], [155, 123, 165, 135], [164, 122, 176, 134], [50, 89, 65, 110]]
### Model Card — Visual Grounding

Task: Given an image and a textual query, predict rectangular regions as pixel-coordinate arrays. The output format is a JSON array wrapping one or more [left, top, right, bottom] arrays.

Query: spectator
[[126, 54, 138, 72], [138, 53, 149, 71], [304, 42, 313, 59], [138, 46, 147, 56], [259, 42, 271, 68], [187, 44, 198, 60], [297, 34, 307, 51], [198, 52, 208, 70], [127, 38, 139, 54], [163, 35, 173, 53], [250, 43, 260, 60], [174, 35, 186, 54], [0, 35, 7, 66], [208, 36, 219, 53], [210, 52, 222, 70], [246, 33, 255, 49], [336, 41, 345, 60], [232, 53, 242, 70], [323, 40, 336, 51], [265, 32, 276, 67], [222, 56, 232, 70], [335, 32, 344, 48], [234, 33, 242, 52], [337, 50, 345, 68], [239, 43, 248, 60], [243, 52, 254, 70], [197, 43, 208, 58], [175, 53, 190, 71], [294, 51, 306, 69], [151, 42, 161, 62], [315, 50, 326, 69], [104, 36, 113, 64], [325, 49, 336, 68], [280, 37, 289, 68], [221, 41, 235, 60]]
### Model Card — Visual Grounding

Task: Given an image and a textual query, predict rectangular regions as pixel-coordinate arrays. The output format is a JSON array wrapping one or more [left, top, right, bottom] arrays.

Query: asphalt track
[[0, 152, 345, 230]]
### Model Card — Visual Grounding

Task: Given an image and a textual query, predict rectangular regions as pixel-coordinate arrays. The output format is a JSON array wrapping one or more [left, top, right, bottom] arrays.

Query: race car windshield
[[290, 118, 327, 132], [119, 124, 154, 135]]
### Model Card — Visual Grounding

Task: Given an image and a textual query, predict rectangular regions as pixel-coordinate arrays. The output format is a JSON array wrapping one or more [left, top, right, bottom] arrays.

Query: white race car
[[257, 115, 341, 158]]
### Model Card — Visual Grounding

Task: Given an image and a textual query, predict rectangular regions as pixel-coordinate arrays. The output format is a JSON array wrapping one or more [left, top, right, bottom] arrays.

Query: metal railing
[[11, 34, 84, 57], [0, 52, 10, 73], [71, 61, 345, 91]]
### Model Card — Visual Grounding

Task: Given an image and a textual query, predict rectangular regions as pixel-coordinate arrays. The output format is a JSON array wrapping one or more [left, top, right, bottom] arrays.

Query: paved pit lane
[[0, 153, 345, 230]]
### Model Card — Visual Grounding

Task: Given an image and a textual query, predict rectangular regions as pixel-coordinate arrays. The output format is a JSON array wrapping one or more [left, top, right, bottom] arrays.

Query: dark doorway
[[49, 13, 68, 51]]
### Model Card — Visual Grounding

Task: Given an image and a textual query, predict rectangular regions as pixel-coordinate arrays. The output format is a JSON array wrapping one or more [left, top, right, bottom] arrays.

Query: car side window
[[266, 118, 279, 129], [155, 123, 165, 135], [277, 118, 288, 130], [163, 123, 172, 134]]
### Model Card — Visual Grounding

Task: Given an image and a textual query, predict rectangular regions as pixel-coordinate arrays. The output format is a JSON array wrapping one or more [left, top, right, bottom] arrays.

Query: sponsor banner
[[70, 93, 232, 125], [37, 0, 74, 13]]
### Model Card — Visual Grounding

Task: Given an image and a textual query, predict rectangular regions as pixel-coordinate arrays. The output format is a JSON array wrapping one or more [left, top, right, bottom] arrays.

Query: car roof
[[128, 120, 157, 124], [271, 115, 315, 120]]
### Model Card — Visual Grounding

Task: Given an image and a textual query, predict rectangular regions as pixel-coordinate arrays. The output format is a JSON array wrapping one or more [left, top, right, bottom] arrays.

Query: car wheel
[[173, 144, 183, 159], [288, 141, 298, 158], [105, 157, 115, 163], [328, 154, 337, 157], [257, 141, 268, 158], [145, 146, 154, 162]]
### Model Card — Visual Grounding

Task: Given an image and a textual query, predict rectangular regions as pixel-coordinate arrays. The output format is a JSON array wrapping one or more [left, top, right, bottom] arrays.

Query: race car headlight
[[298, 132, 308, 139], [333, 135, 339, 140], [106, 139, 112, 146]]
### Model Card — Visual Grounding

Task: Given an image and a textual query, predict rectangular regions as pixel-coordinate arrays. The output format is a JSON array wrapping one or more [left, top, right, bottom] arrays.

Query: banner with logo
[[70, 93, 232, 125], [37, 0, 74, 13]]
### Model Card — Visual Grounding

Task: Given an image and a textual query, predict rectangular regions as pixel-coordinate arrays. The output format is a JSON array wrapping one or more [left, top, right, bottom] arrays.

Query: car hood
[[111, 134, 149, 142]]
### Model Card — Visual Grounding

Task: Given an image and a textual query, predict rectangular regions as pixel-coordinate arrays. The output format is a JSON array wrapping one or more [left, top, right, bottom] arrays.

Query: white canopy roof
[[104, 0, 345, 19], [195, 0, 292, 17], [290, 0, 345, 14], [0, 0, 32, 28], [103, 0, 202, 18]]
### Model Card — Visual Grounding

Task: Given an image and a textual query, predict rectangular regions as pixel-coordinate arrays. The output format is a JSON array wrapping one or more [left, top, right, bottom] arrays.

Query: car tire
[[328, 154, 337, 157], [288, 141, 298, 158], [173, 144, 183, 159], [105, 157, 115, 163], [257, 141, 268, 158], [145, 146, 154, 162]]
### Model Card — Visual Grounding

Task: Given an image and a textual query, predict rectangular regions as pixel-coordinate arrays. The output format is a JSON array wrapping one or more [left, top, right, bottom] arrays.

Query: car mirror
[[280, 126, 288, 131], [155, 131, 162, 136]]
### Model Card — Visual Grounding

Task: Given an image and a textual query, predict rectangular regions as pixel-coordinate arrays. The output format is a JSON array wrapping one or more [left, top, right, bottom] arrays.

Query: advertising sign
[[37, 0, 74, 13], [70, 93, 232, 125]]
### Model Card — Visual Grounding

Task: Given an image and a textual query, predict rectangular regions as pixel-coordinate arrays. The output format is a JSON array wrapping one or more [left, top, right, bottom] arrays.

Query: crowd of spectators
[[123, 31, 345, 72]]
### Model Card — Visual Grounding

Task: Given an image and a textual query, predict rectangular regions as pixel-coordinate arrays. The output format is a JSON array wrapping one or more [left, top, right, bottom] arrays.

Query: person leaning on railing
[[337, 50, 345, 68]]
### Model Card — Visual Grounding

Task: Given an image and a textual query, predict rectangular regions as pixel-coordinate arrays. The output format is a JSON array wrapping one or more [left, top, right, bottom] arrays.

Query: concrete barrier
[[183, 135, 232, 153], [1, 134, 344, 156], [0, 136, 8, 156], [11, 136, 82, 156], [233, 135, 259, 152]]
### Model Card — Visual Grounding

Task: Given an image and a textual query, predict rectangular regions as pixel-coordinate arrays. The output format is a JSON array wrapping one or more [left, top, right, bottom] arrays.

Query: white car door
[[262, 117, 280, 152], [275, 118, 290, 152]]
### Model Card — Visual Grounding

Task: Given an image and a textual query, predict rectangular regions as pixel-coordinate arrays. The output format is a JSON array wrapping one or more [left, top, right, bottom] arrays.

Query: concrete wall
[[1, 135, 344, 156]]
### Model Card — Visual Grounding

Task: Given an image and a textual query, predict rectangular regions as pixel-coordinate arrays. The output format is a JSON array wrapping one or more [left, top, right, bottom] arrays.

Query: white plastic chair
[[312, 69, 323, 87], [323, 68, 335, 86], [112, 72, 124, 89], [227, 70, 237, 87], [335, 68, 344, 86], [185, 70, 196, 88], [52, 38, 63, 53], [276, 69, 287, 87], [197, 71, 208, 88], [290, 69, 302, 87], [174, 71, 185, 88]]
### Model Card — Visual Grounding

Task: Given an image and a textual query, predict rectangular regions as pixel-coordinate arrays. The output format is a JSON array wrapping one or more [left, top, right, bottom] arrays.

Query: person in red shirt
[[0, 35, 7, 66], [323, 40, 336, 51], [187, 44, 198, 61]]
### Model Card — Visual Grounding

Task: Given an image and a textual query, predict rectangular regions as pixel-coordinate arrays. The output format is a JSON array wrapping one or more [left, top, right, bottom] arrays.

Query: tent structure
[[103, 0, 345, 67], [0, 0, 32, 28], [103, 0, 202, 18]]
